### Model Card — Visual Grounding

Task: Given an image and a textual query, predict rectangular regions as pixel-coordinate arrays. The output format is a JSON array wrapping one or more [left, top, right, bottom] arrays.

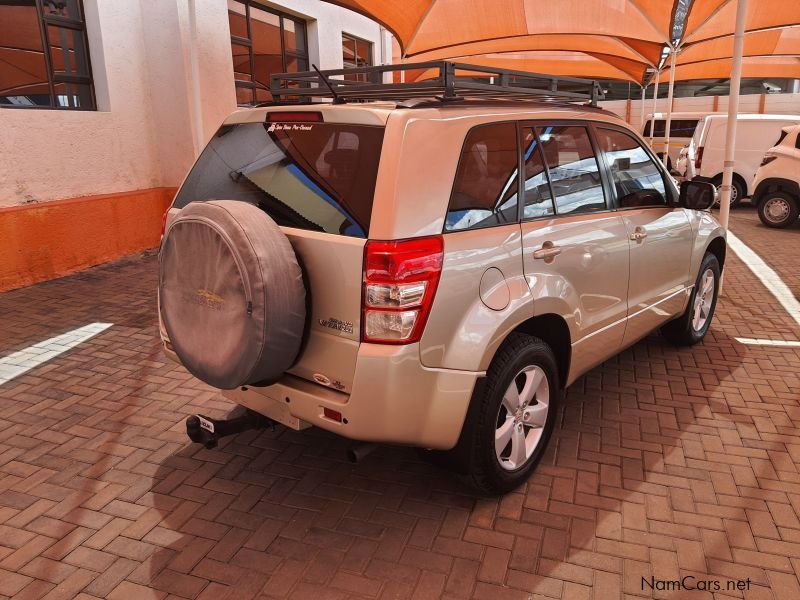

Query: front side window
[[0, 0, 94, 109], [596, 128, 667, 208], [446, 122, 519, 232], [342, 33, 372, 82], [174, 121, 384, 238], [227, 0, 309, 106], [536, 126, 606, 215]]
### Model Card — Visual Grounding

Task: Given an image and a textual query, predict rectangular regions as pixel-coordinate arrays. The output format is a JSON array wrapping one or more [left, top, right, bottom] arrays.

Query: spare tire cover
[[159, 200, 305, 389]]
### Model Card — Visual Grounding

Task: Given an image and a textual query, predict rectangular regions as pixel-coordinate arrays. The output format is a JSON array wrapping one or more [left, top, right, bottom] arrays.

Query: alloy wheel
[[495, 366, 549, 471], [692, 268, 715, 331]]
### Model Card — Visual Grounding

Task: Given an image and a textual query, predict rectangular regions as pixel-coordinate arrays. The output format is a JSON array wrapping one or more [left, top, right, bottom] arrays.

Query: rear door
[[171, 115, 386, 392], [592, 124, 692, 346], [519, 122, 630, 380]]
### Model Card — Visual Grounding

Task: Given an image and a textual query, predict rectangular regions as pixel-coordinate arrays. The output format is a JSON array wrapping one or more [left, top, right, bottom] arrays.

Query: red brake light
[[161, 210, 168, 237], [694, 146, 704, 170], [266, 111, 323, 122], [362, 236, 444, 344]]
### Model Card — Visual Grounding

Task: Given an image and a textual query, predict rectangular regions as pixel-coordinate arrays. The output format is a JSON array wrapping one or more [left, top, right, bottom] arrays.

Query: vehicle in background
[[753, 124, 800, 228], [675, 113, 800, 207], [643, 112, 707, 172]]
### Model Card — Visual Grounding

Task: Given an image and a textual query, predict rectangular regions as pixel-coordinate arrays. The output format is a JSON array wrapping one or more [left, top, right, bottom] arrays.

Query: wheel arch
[[511, 313, 571, 389], [705, 236, 727, 271], [753, 177, 800, 204], [712, 172, 748, 195]]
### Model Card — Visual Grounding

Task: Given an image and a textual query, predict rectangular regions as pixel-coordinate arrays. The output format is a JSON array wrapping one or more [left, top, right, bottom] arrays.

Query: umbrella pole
[[663, 48, 677, 169], [718, 0, 747, 233], [649, 69, 661, 148]]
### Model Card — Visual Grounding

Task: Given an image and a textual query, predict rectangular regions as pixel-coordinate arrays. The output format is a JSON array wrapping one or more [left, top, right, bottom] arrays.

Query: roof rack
[[268, 61, 605, 107]]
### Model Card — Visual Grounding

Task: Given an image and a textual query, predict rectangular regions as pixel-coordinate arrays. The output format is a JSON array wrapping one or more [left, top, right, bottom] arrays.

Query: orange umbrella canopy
[[326, 0, 672, 80]]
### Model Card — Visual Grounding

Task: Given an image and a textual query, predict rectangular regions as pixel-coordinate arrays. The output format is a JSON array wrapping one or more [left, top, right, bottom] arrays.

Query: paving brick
[[0, 210, 799, 600]]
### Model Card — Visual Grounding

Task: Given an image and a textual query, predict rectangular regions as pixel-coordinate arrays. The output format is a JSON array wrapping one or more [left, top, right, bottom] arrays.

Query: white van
[[643, 112, 709, 171], [676, 114, 800, 206], [752, 124, 800, 228]]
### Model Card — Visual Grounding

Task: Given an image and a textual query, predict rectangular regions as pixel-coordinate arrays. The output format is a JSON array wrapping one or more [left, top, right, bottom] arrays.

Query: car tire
[[661, 253, 720, 346], [712, 175, 744, 208], [757, 192, 799, 228], [436, 333, 560, 495]]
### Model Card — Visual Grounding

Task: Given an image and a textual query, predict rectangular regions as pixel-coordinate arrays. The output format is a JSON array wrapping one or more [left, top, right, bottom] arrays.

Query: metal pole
[[718, 0, 748, 232], [639, 85, 646, 132], [188, 0, 204, 156], [649, 69, 660, 147], [663, 47, 678, 169]]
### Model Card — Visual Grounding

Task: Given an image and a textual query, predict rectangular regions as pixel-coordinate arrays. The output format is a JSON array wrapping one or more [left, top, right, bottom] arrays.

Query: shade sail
[[679, 26, 800, 64], [683, 0, 800, 44], [325, 0, 671, 62], [665, 55, 800, 81]]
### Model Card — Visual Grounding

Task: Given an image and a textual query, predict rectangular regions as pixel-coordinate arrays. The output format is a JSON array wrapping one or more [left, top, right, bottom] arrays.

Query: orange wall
[[0, 187, 176, 292]]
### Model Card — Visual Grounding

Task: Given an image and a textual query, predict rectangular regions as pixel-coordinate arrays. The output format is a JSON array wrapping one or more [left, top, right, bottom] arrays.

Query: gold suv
[[158, 63, 724, 494]]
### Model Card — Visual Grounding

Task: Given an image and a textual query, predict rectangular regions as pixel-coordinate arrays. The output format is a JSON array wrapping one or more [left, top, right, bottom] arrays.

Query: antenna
[[312, 64, 346, 104]]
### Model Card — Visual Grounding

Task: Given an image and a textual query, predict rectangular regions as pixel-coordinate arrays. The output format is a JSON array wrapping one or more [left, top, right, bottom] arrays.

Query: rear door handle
[[630, 227, 648, 242], [533, 241, 562, 261]]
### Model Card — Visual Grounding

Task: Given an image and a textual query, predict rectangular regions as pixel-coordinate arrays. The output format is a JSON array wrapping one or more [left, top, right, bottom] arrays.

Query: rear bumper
[[163, 339, 480, 450]]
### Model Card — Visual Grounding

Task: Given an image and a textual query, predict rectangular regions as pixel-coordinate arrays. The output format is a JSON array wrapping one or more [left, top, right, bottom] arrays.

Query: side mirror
[[679, 180, 716, 210]]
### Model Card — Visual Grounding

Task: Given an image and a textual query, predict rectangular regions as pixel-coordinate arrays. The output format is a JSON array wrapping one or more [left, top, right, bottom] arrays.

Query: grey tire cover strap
[[159, 200, 306, 389]]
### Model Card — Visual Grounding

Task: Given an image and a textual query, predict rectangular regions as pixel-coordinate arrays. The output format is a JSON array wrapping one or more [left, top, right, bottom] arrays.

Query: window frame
[[442, 118, 678, 235], [341, 32, 373, 82], [227, 0, 309, 106], [591, 122, 677, 210], [1, 0, 96, 111], [520, 120, 611, 220]]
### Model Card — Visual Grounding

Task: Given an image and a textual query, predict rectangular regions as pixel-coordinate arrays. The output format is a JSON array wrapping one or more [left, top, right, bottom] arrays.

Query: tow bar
[[186, 409, 272, 449]]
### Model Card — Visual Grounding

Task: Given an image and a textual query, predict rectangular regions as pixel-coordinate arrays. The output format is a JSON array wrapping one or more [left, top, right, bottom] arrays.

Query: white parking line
[[735, 337, 800, 348], [727, 230, 800, 327], [0, 322, 113, 385]]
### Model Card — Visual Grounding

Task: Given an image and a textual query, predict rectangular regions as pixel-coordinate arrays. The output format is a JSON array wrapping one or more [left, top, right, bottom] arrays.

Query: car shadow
[[137, 323, 772, 599]]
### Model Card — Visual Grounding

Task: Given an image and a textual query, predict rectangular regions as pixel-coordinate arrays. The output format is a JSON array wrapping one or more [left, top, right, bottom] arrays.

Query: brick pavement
[[0, 207, 799, 599]]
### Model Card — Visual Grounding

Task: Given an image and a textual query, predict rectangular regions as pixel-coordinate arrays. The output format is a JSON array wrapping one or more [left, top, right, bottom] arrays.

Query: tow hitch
[[186, 409, 272, 449]]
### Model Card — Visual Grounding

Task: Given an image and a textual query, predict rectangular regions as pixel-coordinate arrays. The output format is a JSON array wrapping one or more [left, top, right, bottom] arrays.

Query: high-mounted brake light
[[694, 146, 704, 171], [362, 236, 444, 344], [266, 111, 323, 123]]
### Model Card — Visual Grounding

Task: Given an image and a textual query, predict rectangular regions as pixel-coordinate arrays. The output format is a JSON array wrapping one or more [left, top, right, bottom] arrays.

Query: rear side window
[[776, 130, 789, 146], [174, 121, 384, 238], [536, 125, 606, 214], [446, 122, 519, 231], [643, 119, 698, 138], [596, 128, 667, 208]]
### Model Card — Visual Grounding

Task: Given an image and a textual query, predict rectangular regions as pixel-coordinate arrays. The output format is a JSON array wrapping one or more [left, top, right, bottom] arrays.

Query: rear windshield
[[174, 121, 384, 238]]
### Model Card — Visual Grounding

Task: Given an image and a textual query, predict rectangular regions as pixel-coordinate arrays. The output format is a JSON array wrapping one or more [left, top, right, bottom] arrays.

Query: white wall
[[0, 0, 388, 208], [601, 93, 800, 132]]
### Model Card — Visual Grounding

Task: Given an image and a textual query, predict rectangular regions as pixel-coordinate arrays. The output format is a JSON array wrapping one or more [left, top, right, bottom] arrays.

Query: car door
[[592, 125, 693, 347], [519, 122, 630, 384]]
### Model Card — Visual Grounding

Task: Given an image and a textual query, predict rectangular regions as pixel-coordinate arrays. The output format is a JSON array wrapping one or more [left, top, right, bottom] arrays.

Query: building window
[[342, 33, 372, 82], [228, 0, 309, 106], [0, 0, 95, 109]]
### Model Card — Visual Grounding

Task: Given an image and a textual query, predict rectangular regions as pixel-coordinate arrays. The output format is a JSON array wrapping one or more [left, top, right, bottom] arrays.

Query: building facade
[[0, 0, 391, 290]]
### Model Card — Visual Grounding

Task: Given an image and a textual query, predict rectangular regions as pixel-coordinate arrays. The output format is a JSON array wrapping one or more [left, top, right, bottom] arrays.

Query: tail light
[[362, 236, 443, 344], [694, 146, 704, 170], [161, 210, 168, 237], [760, 155, 777, 167]]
